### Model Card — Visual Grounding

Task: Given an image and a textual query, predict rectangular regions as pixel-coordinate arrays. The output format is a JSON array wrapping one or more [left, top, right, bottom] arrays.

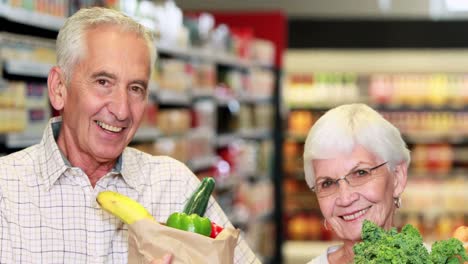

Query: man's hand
[[150, 253, 173, 264]]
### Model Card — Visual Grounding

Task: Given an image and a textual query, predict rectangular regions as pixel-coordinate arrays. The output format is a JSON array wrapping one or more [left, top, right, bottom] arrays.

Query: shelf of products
[[0, 32, 56, 148], [283, 71, 468, 250], [0, 2, 282, 262], [0, 2, 66, 30]]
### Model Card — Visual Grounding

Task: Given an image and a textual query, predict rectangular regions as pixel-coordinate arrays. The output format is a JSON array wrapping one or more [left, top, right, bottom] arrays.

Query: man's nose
[[109, 88, 130, 121]]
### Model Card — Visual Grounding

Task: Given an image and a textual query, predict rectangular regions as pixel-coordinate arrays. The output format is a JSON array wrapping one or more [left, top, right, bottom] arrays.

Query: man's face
[[60, 25, 150, 163]]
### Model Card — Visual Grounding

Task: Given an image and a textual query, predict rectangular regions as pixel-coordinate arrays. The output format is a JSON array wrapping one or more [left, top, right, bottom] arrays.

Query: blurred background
[[0, 0, 467, 263]]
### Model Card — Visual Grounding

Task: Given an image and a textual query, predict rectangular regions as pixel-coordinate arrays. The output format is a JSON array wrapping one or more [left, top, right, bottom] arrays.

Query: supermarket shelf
[[190, 88, 215, 98], [283, 240, 341, 264], [155, 89, 191, 106], [215, 95, 239, 107], [187, 155, 219, 172], [216, 133, 240, 147], [4, 131, 42, 148], [132, 127, 161, 142], [239, 128, 272, 140], [156, 43, 197, 58], [371, 103, 468, 112], [285, 133, 307, 142], [285, 101, 468, 112], [0, 4, 65, 30], [286, 100, 367, 111], [156, 43, 273, 69], [398, 207, 468, 215], [286, 131, 468, 144], [403, 133, 468, 144], [238, 94, 273, 104], [4, 59, 52, 78], [215, 175, 241, 191]]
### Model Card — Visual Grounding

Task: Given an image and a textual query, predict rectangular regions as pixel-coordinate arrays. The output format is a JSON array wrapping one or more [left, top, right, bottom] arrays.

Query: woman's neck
[[328, 240, 356, 264]]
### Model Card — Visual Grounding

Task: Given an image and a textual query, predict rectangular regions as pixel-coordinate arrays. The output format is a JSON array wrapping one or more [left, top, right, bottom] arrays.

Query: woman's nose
[[335, 182, 359, 206]]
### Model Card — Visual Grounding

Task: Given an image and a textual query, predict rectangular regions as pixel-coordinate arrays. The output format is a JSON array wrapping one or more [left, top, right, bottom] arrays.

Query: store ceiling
[[175, 0, 468, 19]]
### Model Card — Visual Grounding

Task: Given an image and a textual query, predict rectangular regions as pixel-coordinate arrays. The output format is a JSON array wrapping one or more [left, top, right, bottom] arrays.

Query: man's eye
[[130, 86, 146, 95], [97, 79, 109, 86]]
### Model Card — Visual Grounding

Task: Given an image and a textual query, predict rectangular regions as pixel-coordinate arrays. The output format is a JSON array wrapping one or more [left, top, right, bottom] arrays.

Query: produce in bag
[[96, 177, 238, 264]]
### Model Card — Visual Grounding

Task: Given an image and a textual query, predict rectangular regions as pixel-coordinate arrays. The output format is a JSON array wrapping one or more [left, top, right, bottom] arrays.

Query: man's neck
[[56, 129, 116, 187]]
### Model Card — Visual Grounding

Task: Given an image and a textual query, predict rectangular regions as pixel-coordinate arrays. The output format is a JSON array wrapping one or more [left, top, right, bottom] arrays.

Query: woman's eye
[[355, 169, 370, 177], [321, 179, 334, 189]]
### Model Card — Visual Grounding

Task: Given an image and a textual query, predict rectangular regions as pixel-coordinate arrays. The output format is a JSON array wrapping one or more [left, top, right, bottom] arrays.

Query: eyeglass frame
[[311, 161, 388, 197]]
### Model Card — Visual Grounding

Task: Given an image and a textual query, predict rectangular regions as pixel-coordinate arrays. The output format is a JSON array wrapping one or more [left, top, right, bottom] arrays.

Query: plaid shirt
[[0, 117, 259, 263]]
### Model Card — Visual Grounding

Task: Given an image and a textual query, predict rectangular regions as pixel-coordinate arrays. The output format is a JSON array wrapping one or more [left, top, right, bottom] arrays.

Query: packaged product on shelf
[[217, 68, 244, 98], [157, 109, 191, 135], [229, 27, 254, 60], [157, 58, 192, 94], [186, 130, 216, 169], [238, 104, 254, 133], [151, 137, 189, 163], [0, 32, 56, 65], [138, 100, 158, 131], [287, 110, 315, 137], [246, 68, 274, 99], [192, 100, 216, 131], [368, 74, 394, 105], [250, 38, 275, 65], [191, 62, 216, 96]]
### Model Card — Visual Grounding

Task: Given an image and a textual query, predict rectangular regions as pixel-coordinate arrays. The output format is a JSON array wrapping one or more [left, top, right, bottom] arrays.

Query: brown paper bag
[[128, 219, 240, 264]]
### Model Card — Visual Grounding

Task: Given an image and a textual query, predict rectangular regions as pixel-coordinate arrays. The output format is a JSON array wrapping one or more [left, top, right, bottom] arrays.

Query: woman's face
[[312, 145, 407, 242]]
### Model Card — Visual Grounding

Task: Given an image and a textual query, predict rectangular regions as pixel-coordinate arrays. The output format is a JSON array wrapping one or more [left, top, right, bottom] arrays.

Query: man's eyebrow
[[91, 71, 117, 80], [90, 72, 148, 88], [131, 79, 148, 88]]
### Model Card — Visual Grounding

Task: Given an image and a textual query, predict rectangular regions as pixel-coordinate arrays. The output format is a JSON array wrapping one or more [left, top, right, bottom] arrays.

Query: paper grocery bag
[[127, 219, 240, 264]]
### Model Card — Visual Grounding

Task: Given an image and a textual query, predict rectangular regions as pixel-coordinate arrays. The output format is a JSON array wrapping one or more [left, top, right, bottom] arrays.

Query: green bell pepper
[[166, 212, 212, 237]]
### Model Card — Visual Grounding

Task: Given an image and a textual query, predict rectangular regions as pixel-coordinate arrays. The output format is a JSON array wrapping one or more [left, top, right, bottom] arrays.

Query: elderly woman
[[304, 103, 410, 264]]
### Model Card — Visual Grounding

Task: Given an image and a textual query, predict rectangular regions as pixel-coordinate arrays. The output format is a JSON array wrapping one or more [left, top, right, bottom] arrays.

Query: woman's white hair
[[56, 7, 156, 84], [303, 103, 411, 188]]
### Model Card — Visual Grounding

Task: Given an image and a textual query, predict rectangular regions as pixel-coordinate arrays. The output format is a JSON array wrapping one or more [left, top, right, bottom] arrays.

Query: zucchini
[[183, 177, 216, 216]]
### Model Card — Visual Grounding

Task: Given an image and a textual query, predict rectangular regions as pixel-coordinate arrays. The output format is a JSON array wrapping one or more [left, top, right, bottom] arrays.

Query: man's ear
[[392, 161, 408, 198], [47, 66, 67, 111]]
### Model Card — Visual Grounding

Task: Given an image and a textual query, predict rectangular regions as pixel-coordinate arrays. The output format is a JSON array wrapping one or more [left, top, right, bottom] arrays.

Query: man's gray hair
[[56, 7, 156, 84]]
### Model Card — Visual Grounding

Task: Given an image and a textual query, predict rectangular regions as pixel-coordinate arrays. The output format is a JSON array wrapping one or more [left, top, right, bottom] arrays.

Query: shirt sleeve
[[0, 188, 13, 263]]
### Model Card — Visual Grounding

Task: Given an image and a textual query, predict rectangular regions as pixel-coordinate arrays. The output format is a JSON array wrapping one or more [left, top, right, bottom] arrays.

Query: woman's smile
[[340, 206, 371, 221]]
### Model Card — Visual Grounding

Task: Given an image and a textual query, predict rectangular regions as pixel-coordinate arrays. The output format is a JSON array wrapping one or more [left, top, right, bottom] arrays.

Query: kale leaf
[[353, 220, 468, 264]]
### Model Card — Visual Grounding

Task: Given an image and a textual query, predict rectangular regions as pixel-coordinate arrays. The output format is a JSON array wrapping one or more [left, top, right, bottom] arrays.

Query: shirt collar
[[120, 149, 144, 193], [39, 117, 141, 192]]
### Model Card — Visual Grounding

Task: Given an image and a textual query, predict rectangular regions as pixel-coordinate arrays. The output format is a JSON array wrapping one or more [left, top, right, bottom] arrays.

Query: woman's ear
[[47, 66, 67, 111], [392, 161, 408, 198]]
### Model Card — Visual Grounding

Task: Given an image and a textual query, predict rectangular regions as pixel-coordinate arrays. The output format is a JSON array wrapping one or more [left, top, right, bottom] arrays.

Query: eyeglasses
[[311, 162, 388, 198]]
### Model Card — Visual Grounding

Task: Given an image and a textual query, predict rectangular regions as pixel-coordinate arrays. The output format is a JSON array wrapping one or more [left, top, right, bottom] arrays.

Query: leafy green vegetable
[[430, 238, 468, 264], [353, 220, 468, 264]]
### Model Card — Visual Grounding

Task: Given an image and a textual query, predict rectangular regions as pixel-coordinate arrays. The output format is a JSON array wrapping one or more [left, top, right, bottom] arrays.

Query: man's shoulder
[[0, 146, 40, 185], [0, 145, 38, 166], [124, 147, 187, 167]]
